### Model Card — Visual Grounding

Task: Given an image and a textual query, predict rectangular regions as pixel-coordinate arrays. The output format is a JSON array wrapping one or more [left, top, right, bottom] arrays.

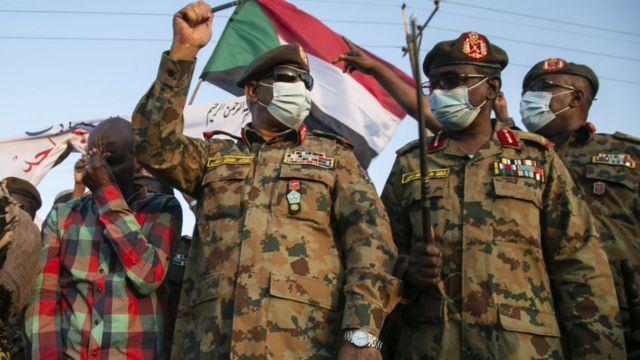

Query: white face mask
[[428, 77, 488, 131], [519, 90, 572, 132], [257, 81, 312, 129]]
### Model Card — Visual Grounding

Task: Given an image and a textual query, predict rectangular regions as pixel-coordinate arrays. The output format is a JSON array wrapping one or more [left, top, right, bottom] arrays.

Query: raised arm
[[132, 1, 215, 196], [333, 37, 441, 133]]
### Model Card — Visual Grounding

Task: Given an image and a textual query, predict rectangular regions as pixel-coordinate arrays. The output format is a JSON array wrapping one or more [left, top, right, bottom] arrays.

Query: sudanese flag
[[201, 0, 413, 168]]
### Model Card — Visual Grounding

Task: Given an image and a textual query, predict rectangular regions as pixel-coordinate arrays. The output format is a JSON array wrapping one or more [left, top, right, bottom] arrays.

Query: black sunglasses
[[421, 74, 488, 95], [525, 79, 577, 93], [263, 67, 314, 90]]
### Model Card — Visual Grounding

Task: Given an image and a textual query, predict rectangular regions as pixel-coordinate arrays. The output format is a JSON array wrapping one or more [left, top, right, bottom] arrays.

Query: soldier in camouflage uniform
[[132, 2, 400, 359], [0, 179, 41, 359], [520, 58, 640, 357], [379, 32, 625, 359]]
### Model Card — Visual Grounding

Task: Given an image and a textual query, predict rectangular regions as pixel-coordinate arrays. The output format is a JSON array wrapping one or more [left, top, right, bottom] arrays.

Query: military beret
[[236, 43, 310, 87], [522, 58, 599, 96], [2, 177, 41, 211], [423, 31, 508, 75]]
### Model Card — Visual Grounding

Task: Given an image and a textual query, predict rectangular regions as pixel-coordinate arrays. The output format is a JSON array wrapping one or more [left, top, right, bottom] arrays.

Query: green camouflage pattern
[[380, 123, 625, 359], [132, 52, 401, 359], [556, 124, 640, 334], [0, 183, 41, 359]]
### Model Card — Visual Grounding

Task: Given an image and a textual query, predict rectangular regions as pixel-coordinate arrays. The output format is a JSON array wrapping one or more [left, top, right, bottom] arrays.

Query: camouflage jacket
[[0, 183, 40, 358], [132, 52, 400, 359], [380, 124, 625, 359], [555, 123, 640, 332]]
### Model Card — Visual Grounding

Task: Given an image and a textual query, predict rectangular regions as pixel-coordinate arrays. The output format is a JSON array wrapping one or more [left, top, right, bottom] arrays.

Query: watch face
[[352, 330, 369, 347]]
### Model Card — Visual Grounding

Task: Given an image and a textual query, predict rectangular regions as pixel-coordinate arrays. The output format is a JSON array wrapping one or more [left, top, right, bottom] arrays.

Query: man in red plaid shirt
[[25, 117, 182, 359]]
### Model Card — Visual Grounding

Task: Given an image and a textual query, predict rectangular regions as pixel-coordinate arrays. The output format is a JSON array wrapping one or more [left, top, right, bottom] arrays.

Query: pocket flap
[[404, 178, 447, 206], [202, 165, 251, 185], [269, 273, 339, 311], [190, 273, 223, 307], [493, 178, 542, 208], [498, 303, 561, 337], [279, 166, 334, 187], [585, 164, 637, 191]]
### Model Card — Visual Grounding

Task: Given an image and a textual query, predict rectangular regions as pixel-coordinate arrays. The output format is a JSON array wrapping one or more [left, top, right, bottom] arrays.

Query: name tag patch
[[283, 151, 334, 169], [494, 158, 544, 182], [591, 153, 636, 169], [401, 169, 449, 184], [207, 156, 253, 168]]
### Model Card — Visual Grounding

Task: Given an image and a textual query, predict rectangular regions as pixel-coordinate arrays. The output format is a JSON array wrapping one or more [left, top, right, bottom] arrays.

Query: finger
[[194, 2, 212, 21], [425, 243, 441, 256], [409, 257, 443, 270], [342, 36, 359, 54], [182, 5, 200, 27]]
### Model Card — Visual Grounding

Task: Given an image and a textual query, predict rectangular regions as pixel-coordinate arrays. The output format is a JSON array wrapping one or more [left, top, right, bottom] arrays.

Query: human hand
[[170, 1, 214, 60], [82, 147, 116, 193], [407, 232, 442, 288], [332, 37, 380, 75]]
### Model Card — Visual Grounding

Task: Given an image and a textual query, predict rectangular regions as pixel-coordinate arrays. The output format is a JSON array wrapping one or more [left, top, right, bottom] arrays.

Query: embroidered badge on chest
[[593, 181, 606, 195], [283, 151, 335, 169], [494, 158, 545, 182], [207, 155, 253, 167], [286, 180, 302, 214], [591, 153, 636, 169], [401, 169, 449, 184]]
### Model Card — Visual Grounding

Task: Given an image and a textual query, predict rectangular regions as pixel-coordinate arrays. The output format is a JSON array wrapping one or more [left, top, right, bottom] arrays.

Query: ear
[[569, 89, 585, 108], [485, 77, 501, 100], [244, 81, 258, 102]]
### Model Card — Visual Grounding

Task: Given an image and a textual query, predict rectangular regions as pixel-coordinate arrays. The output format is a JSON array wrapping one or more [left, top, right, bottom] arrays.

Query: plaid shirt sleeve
[[93, 183, 182, 295], [25, 205, 64, 358]]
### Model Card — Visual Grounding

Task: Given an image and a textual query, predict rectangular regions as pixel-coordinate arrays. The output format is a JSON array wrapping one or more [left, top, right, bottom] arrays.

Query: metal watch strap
[[343, 330, 383, 351]]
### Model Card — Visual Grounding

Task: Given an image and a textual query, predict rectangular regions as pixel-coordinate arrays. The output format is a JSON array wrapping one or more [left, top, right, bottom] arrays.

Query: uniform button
[[91, 350, 98, 357], [99, 268, 104, 274], [96, 287, 103, 293], [167, 69, 176, 78], [94, 319, 100, 325]]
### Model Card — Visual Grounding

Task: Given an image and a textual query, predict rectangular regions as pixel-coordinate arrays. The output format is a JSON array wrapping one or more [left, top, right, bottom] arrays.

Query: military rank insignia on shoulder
[[613, 131, 640, 145], [517, 131, 554, 150], [494, 158, 545, 182], [311, 130, 353, 148], [283, 151, 335, 169], [592, 153, 636, 169], [395, 140, 420, 156]]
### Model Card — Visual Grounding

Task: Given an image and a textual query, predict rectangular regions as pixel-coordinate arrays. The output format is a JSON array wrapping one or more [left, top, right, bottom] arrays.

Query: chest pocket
[[404, 177, 448, 240], [585, 164, 638, 191], [492, 177, 542, 245], [273, 165, 334, 225], [201, 164, 251, 220]]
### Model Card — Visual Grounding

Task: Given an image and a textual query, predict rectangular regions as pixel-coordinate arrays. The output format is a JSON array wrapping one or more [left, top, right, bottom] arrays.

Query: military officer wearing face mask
[[520, 58, 640, 356], [379, 32, 624, 359], [132, 2, 401, 359]]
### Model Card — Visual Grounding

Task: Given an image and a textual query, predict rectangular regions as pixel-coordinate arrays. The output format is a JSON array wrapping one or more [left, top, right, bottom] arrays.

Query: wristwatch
[[343, 329, 383, 350]]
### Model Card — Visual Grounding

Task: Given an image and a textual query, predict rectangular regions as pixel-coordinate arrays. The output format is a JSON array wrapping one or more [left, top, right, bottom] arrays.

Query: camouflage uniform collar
[[570, 122, 596, 145], [241, 123, 306, 148]]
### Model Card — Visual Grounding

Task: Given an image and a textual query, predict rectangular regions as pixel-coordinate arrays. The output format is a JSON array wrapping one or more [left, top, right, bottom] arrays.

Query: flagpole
[[211, 0, 244, 13], [189, 0, 245, 105]]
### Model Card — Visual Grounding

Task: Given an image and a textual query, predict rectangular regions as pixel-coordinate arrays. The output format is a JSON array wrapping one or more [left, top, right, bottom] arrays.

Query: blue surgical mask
[[258, 81, 312, 129], [428, 78, 488, 131], [519, 91, 572, 132]]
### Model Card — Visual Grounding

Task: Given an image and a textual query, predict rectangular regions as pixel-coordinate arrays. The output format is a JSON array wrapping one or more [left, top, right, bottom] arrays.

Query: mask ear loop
[[467, 77, 489, 109], [551, 89, 575, 116]]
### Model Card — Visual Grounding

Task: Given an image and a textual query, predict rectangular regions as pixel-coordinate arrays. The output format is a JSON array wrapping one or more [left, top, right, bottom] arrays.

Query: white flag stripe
[[308, 54, 402, 154]]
